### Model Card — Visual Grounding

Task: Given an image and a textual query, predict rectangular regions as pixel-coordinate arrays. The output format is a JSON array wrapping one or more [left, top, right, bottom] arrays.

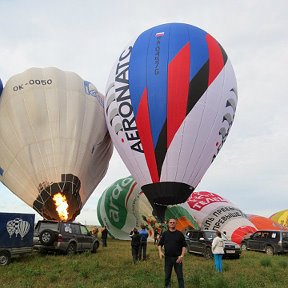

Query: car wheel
[[39, 229, 56, 246], [265, 246, 274, 256], [204, 247, 212, 259], [0, 251, 11, 266], [66, 243, 76, 255], [240, 243, 247, 251], [92, 241, 99, 253]]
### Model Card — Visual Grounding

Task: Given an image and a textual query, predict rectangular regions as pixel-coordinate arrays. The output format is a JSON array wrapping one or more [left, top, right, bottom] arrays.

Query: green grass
[[1, 240, 288, 288]]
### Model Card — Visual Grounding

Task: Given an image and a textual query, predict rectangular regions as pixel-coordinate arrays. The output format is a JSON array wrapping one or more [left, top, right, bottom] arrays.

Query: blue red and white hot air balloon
[[105, 23, 238, 220]]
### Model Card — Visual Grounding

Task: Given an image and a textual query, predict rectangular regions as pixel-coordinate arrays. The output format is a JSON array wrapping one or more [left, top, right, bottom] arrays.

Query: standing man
[[138, 224, 149, 260], [158, 218, 187, 288], [129, 228, 141, 264], [101, 226, 108, 247]]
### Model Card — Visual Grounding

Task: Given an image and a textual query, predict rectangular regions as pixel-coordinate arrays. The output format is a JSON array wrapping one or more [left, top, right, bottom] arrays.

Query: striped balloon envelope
[[105, 23, 237, 220]]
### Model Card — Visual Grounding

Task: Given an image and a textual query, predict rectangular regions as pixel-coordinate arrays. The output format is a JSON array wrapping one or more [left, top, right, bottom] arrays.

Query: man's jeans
[[164, 256, 184, 288], [139, 242, 147, 260]]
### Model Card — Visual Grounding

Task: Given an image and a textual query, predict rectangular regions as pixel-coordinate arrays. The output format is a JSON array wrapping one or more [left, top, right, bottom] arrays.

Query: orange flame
[[53, 193, 69, 221]]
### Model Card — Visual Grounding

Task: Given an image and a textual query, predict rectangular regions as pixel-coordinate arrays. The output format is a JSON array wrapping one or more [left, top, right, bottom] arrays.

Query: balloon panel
[[184, 191, 256, 244], [270, 209, 288, 228], [248, 214, 285, 231], [97, 176, 156, 240], [0, 67, 113, 221], [105, 23, 237, 217]]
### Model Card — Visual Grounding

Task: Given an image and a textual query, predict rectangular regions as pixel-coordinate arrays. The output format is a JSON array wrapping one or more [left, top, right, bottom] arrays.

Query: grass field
[[1, 239, 288, 288]]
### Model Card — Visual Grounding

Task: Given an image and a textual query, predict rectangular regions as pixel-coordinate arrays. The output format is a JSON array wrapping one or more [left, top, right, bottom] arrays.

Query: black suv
[[33, 220, 99, 255], [240, 230, 288, 255], [185, 230, 241, 259]]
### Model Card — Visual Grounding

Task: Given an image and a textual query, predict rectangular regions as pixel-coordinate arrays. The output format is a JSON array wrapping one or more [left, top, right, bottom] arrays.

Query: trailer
[[0, 212, 35, 265]]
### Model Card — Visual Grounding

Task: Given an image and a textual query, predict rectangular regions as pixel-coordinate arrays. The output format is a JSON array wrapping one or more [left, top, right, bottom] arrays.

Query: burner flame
[[53, 193, 69, 221]]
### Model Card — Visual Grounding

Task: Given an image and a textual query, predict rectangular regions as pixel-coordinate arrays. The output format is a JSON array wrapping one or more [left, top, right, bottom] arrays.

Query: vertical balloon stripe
[[167, 42, 190, 147], [168, 23, 190, 63], [206, 34, 225, 85], [154, 121, 167, 178], [146, 28, 170, 148], [186, 61, 209, 114], [188, 27, 209, 81], [129, 29, 152, 116], [136, 88, 159, 182]]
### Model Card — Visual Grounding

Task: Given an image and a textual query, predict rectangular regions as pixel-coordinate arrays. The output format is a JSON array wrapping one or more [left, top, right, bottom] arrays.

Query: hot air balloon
[[248, 214, 285, 231], [97, 176, 199, 240], [105, 23, 238, 220], [182, 191, 256, 244], [0, 67, 113, 221], [270, 209, 288, 228]]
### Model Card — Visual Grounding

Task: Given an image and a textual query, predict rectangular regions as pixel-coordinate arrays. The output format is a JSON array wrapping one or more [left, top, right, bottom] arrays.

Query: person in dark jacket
[[158, 218, 187, 288], [138, 224, 149, 260], [101, 226, 108, 247], [129, 228, 141, 264]]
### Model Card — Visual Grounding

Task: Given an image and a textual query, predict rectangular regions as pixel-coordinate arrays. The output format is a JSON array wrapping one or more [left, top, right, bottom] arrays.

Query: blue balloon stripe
[[146, 24, 171, 148], [188, 26, 209, 81], [168, 23, 190, 63], [129, 29, 152, 117]]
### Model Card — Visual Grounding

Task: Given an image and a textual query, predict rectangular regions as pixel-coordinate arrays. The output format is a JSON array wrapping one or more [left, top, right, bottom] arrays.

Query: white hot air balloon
[[18, 219, 30, 239], [0, 67, 113, 221]]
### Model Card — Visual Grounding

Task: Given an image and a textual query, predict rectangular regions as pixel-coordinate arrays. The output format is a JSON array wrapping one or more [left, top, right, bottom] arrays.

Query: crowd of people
[[92, 219, 224, 288]]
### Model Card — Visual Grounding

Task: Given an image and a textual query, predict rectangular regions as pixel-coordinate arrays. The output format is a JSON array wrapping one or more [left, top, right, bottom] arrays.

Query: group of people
[[94, 220, 224, 288], [129, 224, 149, 263]]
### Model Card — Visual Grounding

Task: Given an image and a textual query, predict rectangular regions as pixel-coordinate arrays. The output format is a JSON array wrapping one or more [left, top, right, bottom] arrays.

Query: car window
[[261, 232, 269, 238], [282, 232, 288, 240], [204, 231, 216, 240], [62, 223, 73, 234], [80, 225, 89, 235], [253, 232, 262, 239], [191, 232, 198, 240], [71, 224, 81, 234], [37, 222, 58, 232]]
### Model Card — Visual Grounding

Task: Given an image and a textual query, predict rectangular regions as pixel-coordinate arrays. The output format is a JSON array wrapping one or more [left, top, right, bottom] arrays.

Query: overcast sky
[[0, 0, 287, 225]]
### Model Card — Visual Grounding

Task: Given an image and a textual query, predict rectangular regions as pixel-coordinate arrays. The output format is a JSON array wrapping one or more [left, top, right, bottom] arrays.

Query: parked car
[[33, 220, 99, 255], [185, 230, 241, 259], [240, 230, 288, 255], [0, 212, 35, 265]]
